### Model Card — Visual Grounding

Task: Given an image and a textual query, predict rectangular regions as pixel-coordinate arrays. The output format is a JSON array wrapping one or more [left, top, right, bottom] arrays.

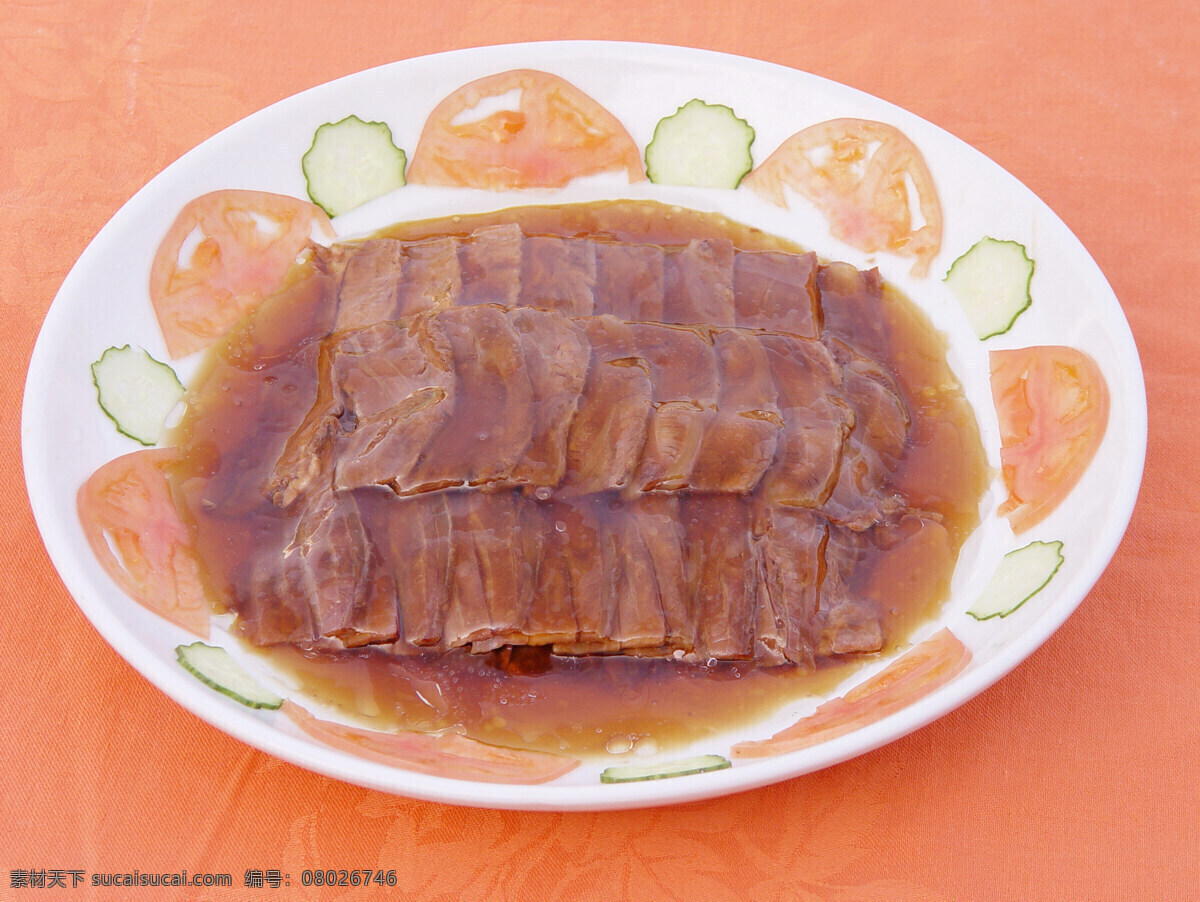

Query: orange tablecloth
[[5, 2, 1195, 899]]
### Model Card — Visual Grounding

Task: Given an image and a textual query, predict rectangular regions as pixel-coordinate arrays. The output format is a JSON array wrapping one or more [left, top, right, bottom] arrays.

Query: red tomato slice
[[990, 345, 1110, 533], [149, 190, 334, 358], [282, 701, 579, 784], [406, 69, 645, 190], [76, 448, 210, 637], [744, 118, 943, 277], [730, 628, 970, 758]]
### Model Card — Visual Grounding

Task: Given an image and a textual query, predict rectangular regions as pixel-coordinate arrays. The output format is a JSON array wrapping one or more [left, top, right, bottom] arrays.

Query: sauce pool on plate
[[166, 200, 988, 757]]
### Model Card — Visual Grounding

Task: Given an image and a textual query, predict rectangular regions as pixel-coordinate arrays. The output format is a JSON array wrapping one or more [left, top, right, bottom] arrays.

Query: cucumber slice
[[968, 540, 1064, 621], [90, 345, 185, 446], [302, 115, 407, 217], [176, 642, 283, 709], [943, 237, 1035, 339], [645, 99, 755, 189], [599, 754, 731, 783]]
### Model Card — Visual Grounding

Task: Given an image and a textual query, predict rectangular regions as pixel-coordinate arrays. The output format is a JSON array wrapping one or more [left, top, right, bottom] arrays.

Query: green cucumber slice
[[645, 99, 755, 189], [968, 540, 1065, 621], [176, 642, 283, 709], [90, 345, 185, 446], [943, 237, 1035, 339], [599, 754, 731, 783], [302, 115, 407, 217]]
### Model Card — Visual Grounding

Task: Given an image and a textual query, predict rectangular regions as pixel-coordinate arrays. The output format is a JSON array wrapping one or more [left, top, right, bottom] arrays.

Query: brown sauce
[[168, 201, 988, 759]]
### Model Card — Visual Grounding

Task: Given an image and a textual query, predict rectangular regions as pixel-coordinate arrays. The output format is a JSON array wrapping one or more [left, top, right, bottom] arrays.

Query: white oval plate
[[22, 41, 1145, 810]]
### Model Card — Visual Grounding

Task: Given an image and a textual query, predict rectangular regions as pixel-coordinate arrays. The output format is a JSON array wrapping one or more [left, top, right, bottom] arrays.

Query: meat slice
[[817, 261, 889, 362], [240, 552, 319, 645], [733, 249, 820, 337], [626, 323, 718, 492], [663, 239, 736, 326], [456, 223, 523, 308], [266, 342, 344, 508], [406, 305, 536, 493], [289, 488, 398, 647], [690, 329, 782, 493], [682, 495, 759, 660], [517, 499, 580, 647], [395, 236, 462, 316], [593, 242, 665, 321], [822, 349, 911, 529], [840, 354, 910, 466], [329, 317, 457, 493], [508, 308, 592, 488], [547, 495, 610, 652], [441, 492, 534, 653], [333, 238, 405, 331], [624, 495, 692, 653], [757, 333, 854, 508], [817, 526, 883, 654], [753, 505, 825, 669], [364, 490, 453, 648], [598, 503, 668, 651], [563, 317, 653, 494], [519, 236, 596, 315], [548, 495, 680, 657]]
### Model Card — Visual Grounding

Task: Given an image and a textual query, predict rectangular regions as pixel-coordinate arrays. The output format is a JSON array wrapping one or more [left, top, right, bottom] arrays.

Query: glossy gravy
[[169, 201, 988, 758]]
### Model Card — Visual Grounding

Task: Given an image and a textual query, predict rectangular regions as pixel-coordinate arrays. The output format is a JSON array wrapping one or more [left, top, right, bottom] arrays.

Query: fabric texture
[[4, 1, 1195, 899]]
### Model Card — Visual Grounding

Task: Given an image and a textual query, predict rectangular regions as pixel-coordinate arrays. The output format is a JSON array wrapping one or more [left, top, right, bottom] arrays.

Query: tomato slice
[[406, 69, 645, 190], [282, 701, 579, 784], [744, 118, 943, 277], [149, 189, 334, 358], [990, 345, 1110, 533], [76, 448, 210, 637], [730, 628, 970, 758]]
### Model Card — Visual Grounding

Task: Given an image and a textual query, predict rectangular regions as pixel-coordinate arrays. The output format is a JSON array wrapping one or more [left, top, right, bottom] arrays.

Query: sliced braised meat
[[445, 492, 535, 653], [520, 236, 596, 315], [821, 600, 884, 655], [546, 495, 610, 652], [626, 495, 692, 652], [266, 342, 344, 508], [821, 348, 911, 529], [600, 501, 668, 651], [563, 317, 653, 494], [817, 261, 889, 362], [364, 489, 453, 648], [753, 505, 825, 669], [239, 552, 319, 645], [840, 353, 910, 466], [626, 323, 718, 493], [406, 305, 535, 493], [548, 495, 683, 657], [733, 248, 820, 338], [456, 223, 522, 308], [396, 236, 462, 316], [243, 485, 899, 665], [334, 238, 405, 330], [682, 495, 758, 660], [290, 488, 398, 647], [248, 232, 930, 666], [329, 317, 457, 493], [690, 329, 782, 493], [516, 499, 580, 648], [816, 526, 883, 654], [508, 308, 592, 488], [593, 242, 665, 321], [663, 238, 736, 326], [757, 333, 854, 508]]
